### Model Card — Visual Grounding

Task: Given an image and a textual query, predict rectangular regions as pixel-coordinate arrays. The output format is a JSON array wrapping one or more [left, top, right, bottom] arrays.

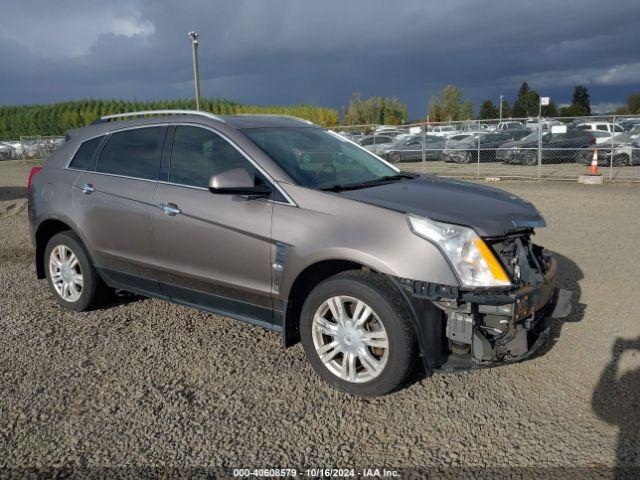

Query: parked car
[[525, 119, 563, 131], [495, 121, 525, 131], [357, 134, 397, 155], [27, 110, 569, 396], [577, 129, 640, 167], [619, 118, 640, 131], [443, 129, 531, 163], [497, 129, 595, 165], [0, 142, 18, 160], [377, 134, 444, 163], [576, 122, 624, 135], [428, 125, 458, 137]]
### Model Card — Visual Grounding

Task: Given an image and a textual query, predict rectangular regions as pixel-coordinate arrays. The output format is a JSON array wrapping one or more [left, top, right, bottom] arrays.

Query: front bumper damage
[[396, 254, 572, 372]]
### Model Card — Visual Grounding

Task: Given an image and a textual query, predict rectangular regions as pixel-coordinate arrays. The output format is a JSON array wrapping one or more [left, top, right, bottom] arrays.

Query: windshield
[[241, 127, 399, 189]]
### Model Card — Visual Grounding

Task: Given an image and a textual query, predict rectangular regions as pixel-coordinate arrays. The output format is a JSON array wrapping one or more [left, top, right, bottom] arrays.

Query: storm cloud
[[1, 0, 639, 117]]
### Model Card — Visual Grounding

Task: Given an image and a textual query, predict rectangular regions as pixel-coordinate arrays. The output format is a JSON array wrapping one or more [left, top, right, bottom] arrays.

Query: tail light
[[27, 166, 43, 193], [590, 136, 596, 144]]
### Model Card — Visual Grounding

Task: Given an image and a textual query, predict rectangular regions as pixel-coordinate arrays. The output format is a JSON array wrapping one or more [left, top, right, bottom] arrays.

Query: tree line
[[2, 87, 639, 139], [0, 98, 340, 140]]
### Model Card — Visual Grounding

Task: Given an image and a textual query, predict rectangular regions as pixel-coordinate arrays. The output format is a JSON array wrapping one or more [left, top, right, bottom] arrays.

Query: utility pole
[[188, 31, 201, 110], [499, 94, 503, 121]]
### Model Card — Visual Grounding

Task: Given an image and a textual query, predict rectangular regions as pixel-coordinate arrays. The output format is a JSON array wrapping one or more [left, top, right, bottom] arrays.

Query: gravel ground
[[1, 160, 639, 477]]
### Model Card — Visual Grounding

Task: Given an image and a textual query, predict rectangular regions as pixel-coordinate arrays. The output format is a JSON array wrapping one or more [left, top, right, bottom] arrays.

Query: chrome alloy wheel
[[311, 296, 389, 383], [49, 245, 83, 302]]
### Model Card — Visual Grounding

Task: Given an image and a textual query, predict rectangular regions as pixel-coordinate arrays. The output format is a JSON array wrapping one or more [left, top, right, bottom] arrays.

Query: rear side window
[[169, 126, 259, 189], [69, 136, 103, 171], [97, 127, 165, 180]]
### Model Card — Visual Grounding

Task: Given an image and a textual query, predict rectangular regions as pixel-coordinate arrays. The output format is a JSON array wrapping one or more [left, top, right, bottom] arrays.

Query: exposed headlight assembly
[[407, 215, 511, 288]]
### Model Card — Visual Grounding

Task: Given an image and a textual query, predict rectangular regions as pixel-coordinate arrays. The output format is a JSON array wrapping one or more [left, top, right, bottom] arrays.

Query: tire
[[612, 154, 629, 167], [392, 152, 401, 164], [460, 152, 474, 164], [44, 231, 109, 311], [524, 152, 538, 166], [299, 270, 417, 396]]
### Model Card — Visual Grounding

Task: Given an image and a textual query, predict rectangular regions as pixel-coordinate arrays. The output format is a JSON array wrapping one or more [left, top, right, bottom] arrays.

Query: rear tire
[[300, 270, 417, 396], [45, 231, 109, 311]]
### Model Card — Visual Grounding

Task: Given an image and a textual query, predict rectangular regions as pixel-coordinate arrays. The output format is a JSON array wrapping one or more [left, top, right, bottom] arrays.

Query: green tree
[[572, 85, 591, 115], [427, 85, 473, 122], [513, 82, 540, 118], [343, 93, 407, 125], [561, 85, 591, 116], [478, 100, 499, 119]]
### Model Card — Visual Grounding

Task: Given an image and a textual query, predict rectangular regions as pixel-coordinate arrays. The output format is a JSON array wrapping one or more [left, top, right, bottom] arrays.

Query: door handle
[[81, 183, 94, 194], [159, 203, 181, 216]]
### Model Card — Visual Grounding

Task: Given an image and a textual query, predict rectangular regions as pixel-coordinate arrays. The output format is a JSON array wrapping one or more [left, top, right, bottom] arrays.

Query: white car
[[576, 122, 624, 135], [428, 125, 458, 137]]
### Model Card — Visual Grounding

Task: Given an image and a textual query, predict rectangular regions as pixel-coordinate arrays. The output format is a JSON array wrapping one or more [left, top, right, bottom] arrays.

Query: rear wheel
[[612, 154, 630, 167], [460, 152, 474, 164], [300, 271, 417, 396], [45, 231, 109, 311], [524, 151, 538, 166]]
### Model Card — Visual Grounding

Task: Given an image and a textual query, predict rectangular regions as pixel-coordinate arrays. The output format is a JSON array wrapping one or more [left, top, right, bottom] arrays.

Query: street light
[[188, 31, 201, 111], [499, 94, 503, 121]]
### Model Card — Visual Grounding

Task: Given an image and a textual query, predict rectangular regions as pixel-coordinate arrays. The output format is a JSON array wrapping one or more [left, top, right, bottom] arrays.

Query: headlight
[[407, 215, 511, 288]]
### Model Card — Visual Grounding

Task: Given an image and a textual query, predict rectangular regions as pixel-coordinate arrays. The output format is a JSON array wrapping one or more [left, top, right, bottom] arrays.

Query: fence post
[[537, 117, 542, 180], [476, 130, 481, 179], [421, 123, 426, 174], [610, 115, 615, 181]]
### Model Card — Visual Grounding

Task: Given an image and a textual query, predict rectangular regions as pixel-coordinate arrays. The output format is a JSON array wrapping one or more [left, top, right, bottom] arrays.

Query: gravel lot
[[1, 160, 639, 477]]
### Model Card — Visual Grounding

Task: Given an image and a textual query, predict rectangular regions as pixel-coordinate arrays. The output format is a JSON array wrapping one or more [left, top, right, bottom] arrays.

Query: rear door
[[151, 125, 275, 326], [72, 125, 167, 294]]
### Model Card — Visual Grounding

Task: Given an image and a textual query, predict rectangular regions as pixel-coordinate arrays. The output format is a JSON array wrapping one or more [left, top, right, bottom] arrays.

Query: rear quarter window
[[69, 136, 103, 171], [97, 127, 165, 180]]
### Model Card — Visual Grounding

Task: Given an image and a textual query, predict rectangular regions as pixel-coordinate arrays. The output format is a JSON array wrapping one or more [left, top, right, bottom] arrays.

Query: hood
[[339, 176, 545, 237]]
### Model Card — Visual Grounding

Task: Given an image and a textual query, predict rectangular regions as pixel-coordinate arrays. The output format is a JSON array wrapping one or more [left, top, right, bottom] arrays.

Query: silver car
[[28, 110, 570, 396]]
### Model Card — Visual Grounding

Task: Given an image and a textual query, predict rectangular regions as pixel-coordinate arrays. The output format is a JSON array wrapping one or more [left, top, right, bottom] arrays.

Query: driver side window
[[169, 126, 258, 189]]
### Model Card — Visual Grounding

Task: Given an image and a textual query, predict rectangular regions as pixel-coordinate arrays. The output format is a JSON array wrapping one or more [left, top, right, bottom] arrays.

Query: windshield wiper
[[320, 173, 418, 192]]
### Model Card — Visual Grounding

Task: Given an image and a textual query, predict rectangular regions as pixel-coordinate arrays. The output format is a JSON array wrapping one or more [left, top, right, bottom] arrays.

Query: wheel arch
[[34, 218, 89, 279], [282, 259, 369, 347]]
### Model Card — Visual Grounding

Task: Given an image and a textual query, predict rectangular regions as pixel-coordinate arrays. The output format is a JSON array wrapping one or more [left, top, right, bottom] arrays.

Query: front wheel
[[300, 271, 417, 396]]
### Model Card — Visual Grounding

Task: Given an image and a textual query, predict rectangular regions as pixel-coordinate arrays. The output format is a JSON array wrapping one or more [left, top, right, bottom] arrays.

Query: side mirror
[[208, 168, 272, 198]]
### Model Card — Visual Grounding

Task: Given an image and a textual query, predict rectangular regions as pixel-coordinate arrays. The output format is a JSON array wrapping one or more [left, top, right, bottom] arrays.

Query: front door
[[151, 125, 274, 326]]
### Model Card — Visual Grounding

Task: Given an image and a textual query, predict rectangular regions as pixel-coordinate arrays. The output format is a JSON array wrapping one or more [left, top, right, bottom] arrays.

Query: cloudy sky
[[1, 0, 639, 118]]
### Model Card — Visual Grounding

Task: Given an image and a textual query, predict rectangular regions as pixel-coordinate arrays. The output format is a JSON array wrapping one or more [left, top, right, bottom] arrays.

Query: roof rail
[[92, 110, 226, 124], [230, 113, 314, 125]]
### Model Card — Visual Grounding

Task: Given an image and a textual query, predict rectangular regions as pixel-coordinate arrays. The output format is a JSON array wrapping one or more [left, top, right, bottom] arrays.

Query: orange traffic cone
[[589, 149, 599, 175]]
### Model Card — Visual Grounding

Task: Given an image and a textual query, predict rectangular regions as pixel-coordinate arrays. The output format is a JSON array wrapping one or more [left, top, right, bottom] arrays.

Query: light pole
[[499, 94, 503, 121], [188, 31, 201, 111]]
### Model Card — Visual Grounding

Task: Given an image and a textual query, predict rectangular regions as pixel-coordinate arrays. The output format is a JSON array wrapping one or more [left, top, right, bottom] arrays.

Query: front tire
[[300, 271, 417, 396], [45, 231, 109, 311]]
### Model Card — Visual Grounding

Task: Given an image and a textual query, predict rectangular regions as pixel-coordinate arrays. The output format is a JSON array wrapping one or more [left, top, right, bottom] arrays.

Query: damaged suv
[[28, 110, 570, 396]]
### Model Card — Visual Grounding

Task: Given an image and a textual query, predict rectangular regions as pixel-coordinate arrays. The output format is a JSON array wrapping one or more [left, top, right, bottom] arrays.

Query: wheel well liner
[[35, 219, 73, 279]]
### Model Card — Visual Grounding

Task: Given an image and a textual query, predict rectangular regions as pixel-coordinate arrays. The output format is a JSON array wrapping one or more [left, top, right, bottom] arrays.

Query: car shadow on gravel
[[592, 337, 640, 478], [534, 250, 586, 359], [0, 186, 27, 201]]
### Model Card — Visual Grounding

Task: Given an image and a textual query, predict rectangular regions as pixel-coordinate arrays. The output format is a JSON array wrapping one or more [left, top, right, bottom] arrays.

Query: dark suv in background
[[28, 110, 570, 396]]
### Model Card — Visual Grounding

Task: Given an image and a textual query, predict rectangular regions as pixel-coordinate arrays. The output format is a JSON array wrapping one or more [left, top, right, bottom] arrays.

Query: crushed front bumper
[[397, 255, 572, 372]]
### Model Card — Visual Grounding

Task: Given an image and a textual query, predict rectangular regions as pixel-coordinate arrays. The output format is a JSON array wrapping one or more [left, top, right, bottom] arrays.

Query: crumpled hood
[[339, 176, 545, 237]]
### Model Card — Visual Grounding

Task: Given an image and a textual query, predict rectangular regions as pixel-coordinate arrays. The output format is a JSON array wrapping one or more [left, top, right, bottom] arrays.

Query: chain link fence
[[0, 136, 65, 161], [333, 115, 640, 182]]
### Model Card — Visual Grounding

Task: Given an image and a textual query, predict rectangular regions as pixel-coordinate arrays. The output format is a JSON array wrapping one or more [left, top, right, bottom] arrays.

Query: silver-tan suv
[[28, 110, 570, 396]]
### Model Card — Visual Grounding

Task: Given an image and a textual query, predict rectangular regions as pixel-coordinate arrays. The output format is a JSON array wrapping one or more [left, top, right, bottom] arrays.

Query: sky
[[1, 0, 639, 118]]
